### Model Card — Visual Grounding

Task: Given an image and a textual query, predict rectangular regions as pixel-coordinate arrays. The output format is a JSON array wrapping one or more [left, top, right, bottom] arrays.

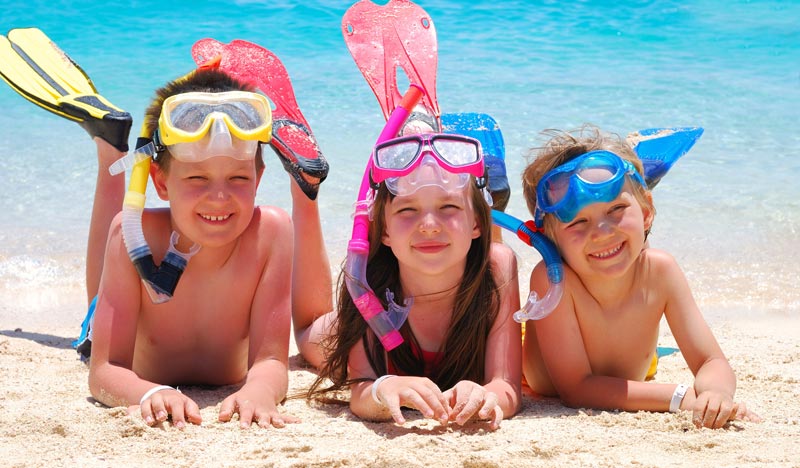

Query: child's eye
[[566, 218, 587, 229]]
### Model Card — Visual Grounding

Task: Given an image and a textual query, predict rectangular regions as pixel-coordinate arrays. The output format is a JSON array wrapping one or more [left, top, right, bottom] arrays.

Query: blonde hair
[[521, 124, 655, 239]]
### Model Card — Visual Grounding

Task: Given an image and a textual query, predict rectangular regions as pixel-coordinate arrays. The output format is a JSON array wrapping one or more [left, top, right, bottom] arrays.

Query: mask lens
[[431, 138, 479, 166], [214, 102, 265, 130], [576, 156, 619, 184], [542, 172, 572, 206], [375, 140, 421, 170], [169, 102, 264, 133]]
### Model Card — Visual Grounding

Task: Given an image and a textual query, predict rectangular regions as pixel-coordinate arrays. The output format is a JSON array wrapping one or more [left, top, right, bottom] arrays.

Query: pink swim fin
[[192, 38, 328, 200], [342, 0, 440, 126]]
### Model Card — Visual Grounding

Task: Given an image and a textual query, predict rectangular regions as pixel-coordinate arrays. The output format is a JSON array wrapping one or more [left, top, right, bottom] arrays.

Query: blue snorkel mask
[[533, 150, 646, 228]]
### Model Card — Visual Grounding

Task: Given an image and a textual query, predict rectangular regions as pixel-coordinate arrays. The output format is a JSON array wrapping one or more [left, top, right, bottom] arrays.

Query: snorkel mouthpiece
[[129, 234, 198, 302], [113, 138, 200, 304], [349, 270, 411, 350], [491, 210, 564, 322]]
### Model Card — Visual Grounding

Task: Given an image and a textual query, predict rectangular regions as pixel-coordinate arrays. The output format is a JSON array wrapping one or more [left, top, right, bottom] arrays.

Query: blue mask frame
[[534, 150, 646, 227]]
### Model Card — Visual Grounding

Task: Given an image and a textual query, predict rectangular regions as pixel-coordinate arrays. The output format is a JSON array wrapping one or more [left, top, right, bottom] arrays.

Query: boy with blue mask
[[521, 125, 760, 429]]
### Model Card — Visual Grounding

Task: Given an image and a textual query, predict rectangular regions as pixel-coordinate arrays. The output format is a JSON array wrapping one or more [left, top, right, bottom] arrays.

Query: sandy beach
[[0, 295, 797, 468]]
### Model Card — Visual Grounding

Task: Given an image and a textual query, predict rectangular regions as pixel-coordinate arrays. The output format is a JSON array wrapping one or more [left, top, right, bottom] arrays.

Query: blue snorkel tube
[[492, 210, 564, 322]]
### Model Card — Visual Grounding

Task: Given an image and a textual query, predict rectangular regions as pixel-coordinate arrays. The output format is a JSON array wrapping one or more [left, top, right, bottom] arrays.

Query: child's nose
[[419, 212, 441, 233], [592, 218, 614, 238], [208, 183, 230, 201]]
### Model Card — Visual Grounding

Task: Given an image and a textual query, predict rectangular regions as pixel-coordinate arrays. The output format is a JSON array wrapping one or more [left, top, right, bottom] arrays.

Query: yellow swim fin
[[0, 27, 132, 151]]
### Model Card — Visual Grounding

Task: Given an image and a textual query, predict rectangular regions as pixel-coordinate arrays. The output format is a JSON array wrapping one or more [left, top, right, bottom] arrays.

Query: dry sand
[[1, 299, 798, 467]]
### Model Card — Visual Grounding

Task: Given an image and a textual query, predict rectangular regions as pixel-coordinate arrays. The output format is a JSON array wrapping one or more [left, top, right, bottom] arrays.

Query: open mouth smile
[[200, 213, 231, 222], [589, 242, 623, 259]]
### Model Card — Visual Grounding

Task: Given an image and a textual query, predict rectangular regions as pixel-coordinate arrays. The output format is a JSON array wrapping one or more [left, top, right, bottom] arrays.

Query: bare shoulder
[[490, 242, 518, 282], [247, 206, 293, 236], [254, 205, 292, 225], [640, 248, 682, 276]]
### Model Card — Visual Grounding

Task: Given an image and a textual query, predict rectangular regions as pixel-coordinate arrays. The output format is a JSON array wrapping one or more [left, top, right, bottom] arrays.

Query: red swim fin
[[342, 0, 440, 123], [191, 38, 328, 200]]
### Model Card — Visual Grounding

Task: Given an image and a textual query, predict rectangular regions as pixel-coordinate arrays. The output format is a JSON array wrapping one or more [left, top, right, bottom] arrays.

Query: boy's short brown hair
[[143, 68, 265, 173]]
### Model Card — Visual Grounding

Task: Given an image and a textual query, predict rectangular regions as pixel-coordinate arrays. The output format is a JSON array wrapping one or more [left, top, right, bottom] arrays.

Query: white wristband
[[669, 383, 689, 413], [371, 375, 397, 406], [139, 385, 176, 406]]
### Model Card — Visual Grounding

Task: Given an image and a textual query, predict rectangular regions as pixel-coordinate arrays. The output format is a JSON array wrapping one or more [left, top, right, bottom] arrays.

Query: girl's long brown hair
[[308, 179, 499, 399]]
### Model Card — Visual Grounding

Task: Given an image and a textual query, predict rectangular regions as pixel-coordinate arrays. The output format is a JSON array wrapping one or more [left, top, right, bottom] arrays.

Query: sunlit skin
[[523, 182, 761, 429], [88, 153, 296, 429], [344, 184, 522, 430]]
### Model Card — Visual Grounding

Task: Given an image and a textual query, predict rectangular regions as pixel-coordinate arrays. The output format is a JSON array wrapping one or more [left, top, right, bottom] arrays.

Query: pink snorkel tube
[[346, 84, 424, 351]]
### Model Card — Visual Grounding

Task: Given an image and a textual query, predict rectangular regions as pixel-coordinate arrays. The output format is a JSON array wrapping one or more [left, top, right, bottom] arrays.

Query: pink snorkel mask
[[370, 133, 486, 196]]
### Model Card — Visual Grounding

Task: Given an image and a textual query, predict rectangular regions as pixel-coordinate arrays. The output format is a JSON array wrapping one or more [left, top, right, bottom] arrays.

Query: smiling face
[[551, 181, 653, 280], [380, 184, 481, 282], [151, 155, 262, 249]]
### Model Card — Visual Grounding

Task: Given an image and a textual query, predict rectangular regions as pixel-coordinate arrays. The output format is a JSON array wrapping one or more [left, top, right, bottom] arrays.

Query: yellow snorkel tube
[[109, 125, 200, 304]]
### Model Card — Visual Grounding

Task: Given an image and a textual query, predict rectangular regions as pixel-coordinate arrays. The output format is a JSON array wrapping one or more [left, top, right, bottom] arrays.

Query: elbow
[[88, 373, 104, 405], [87, 363, 113, 407], [559, 395, 584, 409], [557, 388, 589, 409], [507, 383, 523, 417]]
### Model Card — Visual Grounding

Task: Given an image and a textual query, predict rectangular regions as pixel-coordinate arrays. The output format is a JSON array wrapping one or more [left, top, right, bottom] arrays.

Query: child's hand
[[219, 387, 300, 429], [374, 376, 450, 425], [443, 380, 503, 430], [684, 388, 762, 428], [136, 388, 202, 429]]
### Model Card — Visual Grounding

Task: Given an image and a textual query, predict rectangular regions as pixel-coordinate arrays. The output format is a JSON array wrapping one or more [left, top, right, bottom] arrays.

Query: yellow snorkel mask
[[154, 90, 272, 162]]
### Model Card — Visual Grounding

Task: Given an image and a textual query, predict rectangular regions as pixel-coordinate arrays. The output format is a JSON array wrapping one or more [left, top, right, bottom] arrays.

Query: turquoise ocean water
[[1, 0, 798, 324]]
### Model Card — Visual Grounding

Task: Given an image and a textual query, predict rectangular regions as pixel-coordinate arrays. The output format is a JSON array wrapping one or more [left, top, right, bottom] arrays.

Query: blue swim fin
[[442, 112, 510, 211], [629, 127, 704, 189]]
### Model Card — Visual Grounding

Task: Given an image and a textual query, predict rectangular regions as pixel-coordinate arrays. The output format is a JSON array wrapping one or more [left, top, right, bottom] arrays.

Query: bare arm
[[446, 243, 522, 429], [289, 182, 334, 368], [218, 207, 296, 428], [484, 244, 523, 416], [529, 263, 678, 412], [86, 138, 125, 302], [88, 215, 200, 427], [657, 251, 755, 427]]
